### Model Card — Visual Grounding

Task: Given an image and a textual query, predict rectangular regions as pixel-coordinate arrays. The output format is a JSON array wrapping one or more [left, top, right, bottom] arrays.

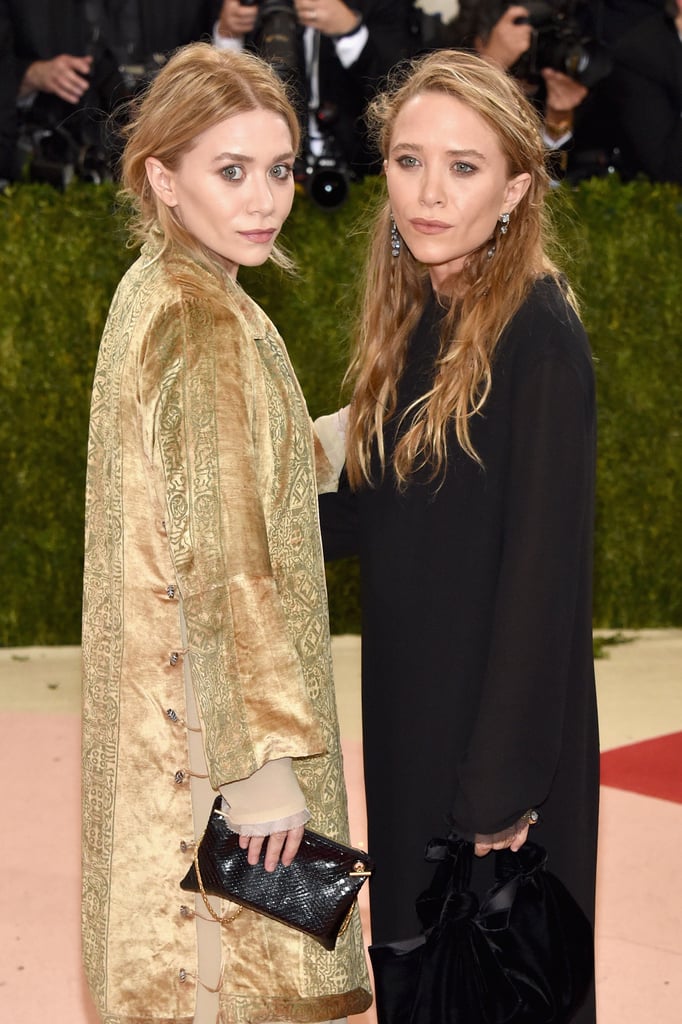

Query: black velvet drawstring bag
[[368, 835, 593, 1024]]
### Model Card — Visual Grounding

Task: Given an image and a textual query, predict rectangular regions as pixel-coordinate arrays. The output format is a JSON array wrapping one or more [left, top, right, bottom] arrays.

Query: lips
[[239, 229, 277, 243], [409, 219, 452, 234]]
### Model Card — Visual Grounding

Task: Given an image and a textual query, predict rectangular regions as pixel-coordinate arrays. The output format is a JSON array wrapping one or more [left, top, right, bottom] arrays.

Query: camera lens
[[306, 168, 349, 209]]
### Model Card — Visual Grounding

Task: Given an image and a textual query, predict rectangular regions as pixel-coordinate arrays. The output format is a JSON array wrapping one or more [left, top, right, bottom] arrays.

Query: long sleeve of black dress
[[450, 327, 597, 836]]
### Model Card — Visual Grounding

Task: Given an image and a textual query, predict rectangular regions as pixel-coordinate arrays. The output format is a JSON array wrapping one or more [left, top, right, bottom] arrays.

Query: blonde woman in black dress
[[318, 49, 598, 1024]]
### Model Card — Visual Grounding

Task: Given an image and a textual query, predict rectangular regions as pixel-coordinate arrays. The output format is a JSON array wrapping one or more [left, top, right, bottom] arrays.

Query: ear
[[145, 156, 178, 208], [501, 171, 531, 215]]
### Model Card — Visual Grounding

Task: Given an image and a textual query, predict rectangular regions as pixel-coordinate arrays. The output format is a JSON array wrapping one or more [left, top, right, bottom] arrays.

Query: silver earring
[[390, 215, 401, 257], [499, 212, 510, 234]]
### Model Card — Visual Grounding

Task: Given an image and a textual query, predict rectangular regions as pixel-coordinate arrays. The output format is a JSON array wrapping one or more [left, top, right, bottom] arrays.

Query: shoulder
[[491, 277, 595, 412], [124, 249, 259, 372], [138, 246, 260, 327], [501, 276, 592, 379]]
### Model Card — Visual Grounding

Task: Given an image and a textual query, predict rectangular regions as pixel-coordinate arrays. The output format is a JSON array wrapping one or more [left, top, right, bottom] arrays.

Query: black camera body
[[240, 0, 299, 72], [506, 1, 612, 88]]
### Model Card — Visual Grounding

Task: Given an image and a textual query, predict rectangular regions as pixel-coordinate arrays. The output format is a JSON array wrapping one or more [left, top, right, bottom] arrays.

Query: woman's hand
[[240, 825, 305, 871], [473, 809, 538, 856], [219, 757, 309, 870]]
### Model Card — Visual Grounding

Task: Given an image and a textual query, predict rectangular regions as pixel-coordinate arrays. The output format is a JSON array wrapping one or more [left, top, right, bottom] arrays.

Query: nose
[[247, 173, 276, 216], [419, 166, 446, 208]]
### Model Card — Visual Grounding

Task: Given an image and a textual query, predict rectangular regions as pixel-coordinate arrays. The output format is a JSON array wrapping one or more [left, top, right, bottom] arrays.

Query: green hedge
[[0, 176, 680, 645]]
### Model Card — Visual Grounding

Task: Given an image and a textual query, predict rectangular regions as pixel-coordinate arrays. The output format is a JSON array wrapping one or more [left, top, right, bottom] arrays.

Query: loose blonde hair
[[118, 42, 300, 278], [345, 49, 575, 488]]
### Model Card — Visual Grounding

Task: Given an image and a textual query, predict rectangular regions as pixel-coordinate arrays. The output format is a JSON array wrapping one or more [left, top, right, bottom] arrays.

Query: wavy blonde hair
[[345, 49, 575, 488], [118, 42, 300, 283]]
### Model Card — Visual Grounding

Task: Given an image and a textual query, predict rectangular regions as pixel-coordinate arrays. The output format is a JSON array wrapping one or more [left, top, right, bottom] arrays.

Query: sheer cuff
[[220, 805, 311, 837]]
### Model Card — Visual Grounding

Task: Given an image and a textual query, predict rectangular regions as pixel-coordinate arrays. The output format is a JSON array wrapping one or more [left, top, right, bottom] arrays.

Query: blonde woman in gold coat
[[81, 42, 371, 1024]]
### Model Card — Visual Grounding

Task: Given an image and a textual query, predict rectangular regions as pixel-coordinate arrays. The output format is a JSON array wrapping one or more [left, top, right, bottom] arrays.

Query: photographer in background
[[575, 0, 682, 184], [440, 2, 609, 178], [0, 0, 222, 185], [216, 1, 413, 204]]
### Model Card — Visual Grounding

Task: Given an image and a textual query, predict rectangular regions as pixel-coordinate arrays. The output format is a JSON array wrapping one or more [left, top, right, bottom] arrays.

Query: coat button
[[166, 584, 176, 599], [180, 904, 193, 918], [178, 968, 187, 983], [174, 770, 186, 785], [166, 708, 179, 722], [169, 652, 179, 666]]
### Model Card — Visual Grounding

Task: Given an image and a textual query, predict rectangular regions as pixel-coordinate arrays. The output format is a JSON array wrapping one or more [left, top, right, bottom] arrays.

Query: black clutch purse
[[180, 795, 373, 951], [369, 835, 594, 1024]]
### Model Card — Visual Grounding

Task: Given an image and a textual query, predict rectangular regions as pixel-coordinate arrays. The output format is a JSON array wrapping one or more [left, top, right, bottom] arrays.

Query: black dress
[[319, 277, 599, 1023]]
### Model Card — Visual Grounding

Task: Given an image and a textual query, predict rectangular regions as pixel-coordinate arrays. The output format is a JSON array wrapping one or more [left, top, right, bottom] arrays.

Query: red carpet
[[600, 731, 682, 804]]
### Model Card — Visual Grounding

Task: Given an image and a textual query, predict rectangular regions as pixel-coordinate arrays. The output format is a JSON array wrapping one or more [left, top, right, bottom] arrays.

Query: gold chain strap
[[192, 845, 243, 926]]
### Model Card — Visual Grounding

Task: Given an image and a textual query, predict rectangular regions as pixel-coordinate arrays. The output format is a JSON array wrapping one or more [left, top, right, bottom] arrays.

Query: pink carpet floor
[[1, 712, 681, 1023]]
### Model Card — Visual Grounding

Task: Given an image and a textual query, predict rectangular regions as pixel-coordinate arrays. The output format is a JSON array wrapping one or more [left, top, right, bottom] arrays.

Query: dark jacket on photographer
[[596, 0, 682, 183], [567, 0, 682, 183], [244, 0, 414, 177]]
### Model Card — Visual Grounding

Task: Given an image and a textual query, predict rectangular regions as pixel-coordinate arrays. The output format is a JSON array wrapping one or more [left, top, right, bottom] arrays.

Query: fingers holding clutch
[[240, 825, 305, 871]]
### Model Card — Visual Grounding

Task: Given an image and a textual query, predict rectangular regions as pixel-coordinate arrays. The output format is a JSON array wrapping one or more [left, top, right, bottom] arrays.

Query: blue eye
[[393, 153, 419, 167], [222, 165, 244, 181], [270, 163, 293, 180]]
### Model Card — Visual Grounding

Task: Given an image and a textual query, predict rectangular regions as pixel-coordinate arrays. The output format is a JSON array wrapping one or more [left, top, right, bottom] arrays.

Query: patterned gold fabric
[[81, 244, 371, 1023]]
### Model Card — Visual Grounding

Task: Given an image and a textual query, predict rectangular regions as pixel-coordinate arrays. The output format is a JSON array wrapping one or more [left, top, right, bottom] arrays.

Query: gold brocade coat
[[81, 243, 371, 1024]]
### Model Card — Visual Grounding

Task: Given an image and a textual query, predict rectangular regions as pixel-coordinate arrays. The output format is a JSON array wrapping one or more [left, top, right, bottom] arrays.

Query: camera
[[240, 0, 299, 75], [508, 1, 612, 89], [16, 45, 166, 188], [18, 122, 113, 188], [301, 103, 352, 210]]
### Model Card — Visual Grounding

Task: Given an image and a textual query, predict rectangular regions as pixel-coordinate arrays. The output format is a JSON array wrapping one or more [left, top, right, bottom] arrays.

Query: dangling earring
[[499, 212, 510, 235], [390, 215, 401, 258]]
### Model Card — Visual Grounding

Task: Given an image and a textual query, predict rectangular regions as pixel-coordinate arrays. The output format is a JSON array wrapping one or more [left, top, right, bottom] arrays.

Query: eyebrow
[[390, 143, 487, 161], [212, 150, 296, 164]]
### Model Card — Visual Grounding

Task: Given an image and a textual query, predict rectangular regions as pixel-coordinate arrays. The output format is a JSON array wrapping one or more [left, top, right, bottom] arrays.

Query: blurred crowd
[[0, 0, 680, 196]]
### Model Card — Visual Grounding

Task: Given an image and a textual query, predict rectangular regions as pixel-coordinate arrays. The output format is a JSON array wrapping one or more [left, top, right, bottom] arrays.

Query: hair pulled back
[[119, 42, 300, 273]]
